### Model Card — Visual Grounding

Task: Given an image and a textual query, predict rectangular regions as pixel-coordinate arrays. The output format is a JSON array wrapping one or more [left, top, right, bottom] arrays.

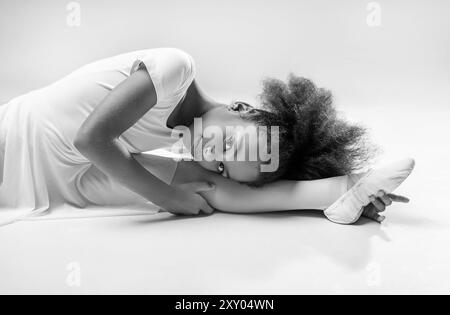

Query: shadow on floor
[[119, 210, 391, 272]]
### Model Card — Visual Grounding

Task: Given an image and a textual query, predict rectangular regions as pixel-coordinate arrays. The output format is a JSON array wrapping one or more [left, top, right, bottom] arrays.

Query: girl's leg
[[325, 158, 415, 224], [275, 175, 350, 211], [190, 158, 415, 222], [171, 159, 352, 214]]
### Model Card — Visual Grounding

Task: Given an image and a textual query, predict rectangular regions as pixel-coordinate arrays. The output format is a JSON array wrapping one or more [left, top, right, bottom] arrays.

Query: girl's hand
[[362, 191, 410, 223], [163, 182, 216, 215]]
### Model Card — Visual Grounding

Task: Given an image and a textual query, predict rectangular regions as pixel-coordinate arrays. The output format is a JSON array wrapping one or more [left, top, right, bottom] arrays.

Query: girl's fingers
[[370, 196, 386, 212], [388, 194, 410, 203], [201, 202, 215, 215], [363, 192, 410, 224], [376, 191, 393, 206], [364, 205, 385, 223], [187, 182, 216, 193], [364, 206, 377, 218]]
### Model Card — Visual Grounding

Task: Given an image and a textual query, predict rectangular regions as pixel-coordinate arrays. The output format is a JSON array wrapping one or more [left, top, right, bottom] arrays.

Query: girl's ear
[[228, 101, 255, 113]]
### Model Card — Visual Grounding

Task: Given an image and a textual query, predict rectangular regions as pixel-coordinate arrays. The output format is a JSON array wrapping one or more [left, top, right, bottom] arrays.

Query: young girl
[[0, 48, 415, 226]]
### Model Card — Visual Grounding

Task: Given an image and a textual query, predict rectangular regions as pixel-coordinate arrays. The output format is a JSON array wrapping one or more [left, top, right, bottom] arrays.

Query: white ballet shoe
[[324, 158, 416, 225]]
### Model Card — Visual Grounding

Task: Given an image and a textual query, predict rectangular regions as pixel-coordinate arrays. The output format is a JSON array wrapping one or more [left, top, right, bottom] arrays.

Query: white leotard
[[0, 48, 195, 222]]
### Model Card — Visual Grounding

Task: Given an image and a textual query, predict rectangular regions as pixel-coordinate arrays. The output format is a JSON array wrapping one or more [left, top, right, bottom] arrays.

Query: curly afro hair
[[241, 74, 374, 186]]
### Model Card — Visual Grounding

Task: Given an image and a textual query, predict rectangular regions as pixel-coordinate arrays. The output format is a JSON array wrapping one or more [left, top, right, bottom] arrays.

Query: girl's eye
[[217, 162, 225, 174], [224, 136, 234, 151]]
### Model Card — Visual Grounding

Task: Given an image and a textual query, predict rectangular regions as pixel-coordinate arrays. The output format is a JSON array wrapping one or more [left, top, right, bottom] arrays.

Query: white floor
[[0, 103, 449, 295]]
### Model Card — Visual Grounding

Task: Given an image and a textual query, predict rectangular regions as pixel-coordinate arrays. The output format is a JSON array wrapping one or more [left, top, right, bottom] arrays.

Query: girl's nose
[[203, 145, 216, 161]]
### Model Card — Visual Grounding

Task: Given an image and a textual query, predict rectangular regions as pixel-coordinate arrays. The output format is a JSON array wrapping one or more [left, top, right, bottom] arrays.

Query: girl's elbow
[[74, 131, 91, 153], [74, 129, 103, 155]]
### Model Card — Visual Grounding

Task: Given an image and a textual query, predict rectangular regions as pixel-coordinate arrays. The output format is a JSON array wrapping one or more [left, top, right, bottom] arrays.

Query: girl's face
[[190, 104, 264, 183]]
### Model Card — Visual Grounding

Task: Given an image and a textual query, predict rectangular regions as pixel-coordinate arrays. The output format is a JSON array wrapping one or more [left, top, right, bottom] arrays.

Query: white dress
[[0, 48, 196, 223]]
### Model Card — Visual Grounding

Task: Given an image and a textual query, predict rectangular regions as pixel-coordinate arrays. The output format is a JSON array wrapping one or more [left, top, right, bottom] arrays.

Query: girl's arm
[[172, 160, 349, 213], [74, 69, 214, 215]]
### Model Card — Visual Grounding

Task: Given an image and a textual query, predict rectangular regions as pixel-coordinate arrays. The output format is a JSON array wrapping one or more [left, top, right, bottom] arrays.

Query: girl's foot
[[324, 158, 416, 224]]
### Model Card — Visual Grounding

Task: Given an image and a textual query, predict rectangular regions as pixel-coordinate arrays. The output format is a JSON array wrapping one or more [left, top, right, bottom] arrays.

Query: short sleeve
[[131, 48, 196, 102]]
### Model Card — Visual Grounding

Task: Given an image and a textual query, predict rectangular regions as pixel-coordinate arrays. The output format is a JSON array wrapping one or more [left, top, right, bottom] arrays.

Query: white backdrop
[[1, 0, 449, 109]]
